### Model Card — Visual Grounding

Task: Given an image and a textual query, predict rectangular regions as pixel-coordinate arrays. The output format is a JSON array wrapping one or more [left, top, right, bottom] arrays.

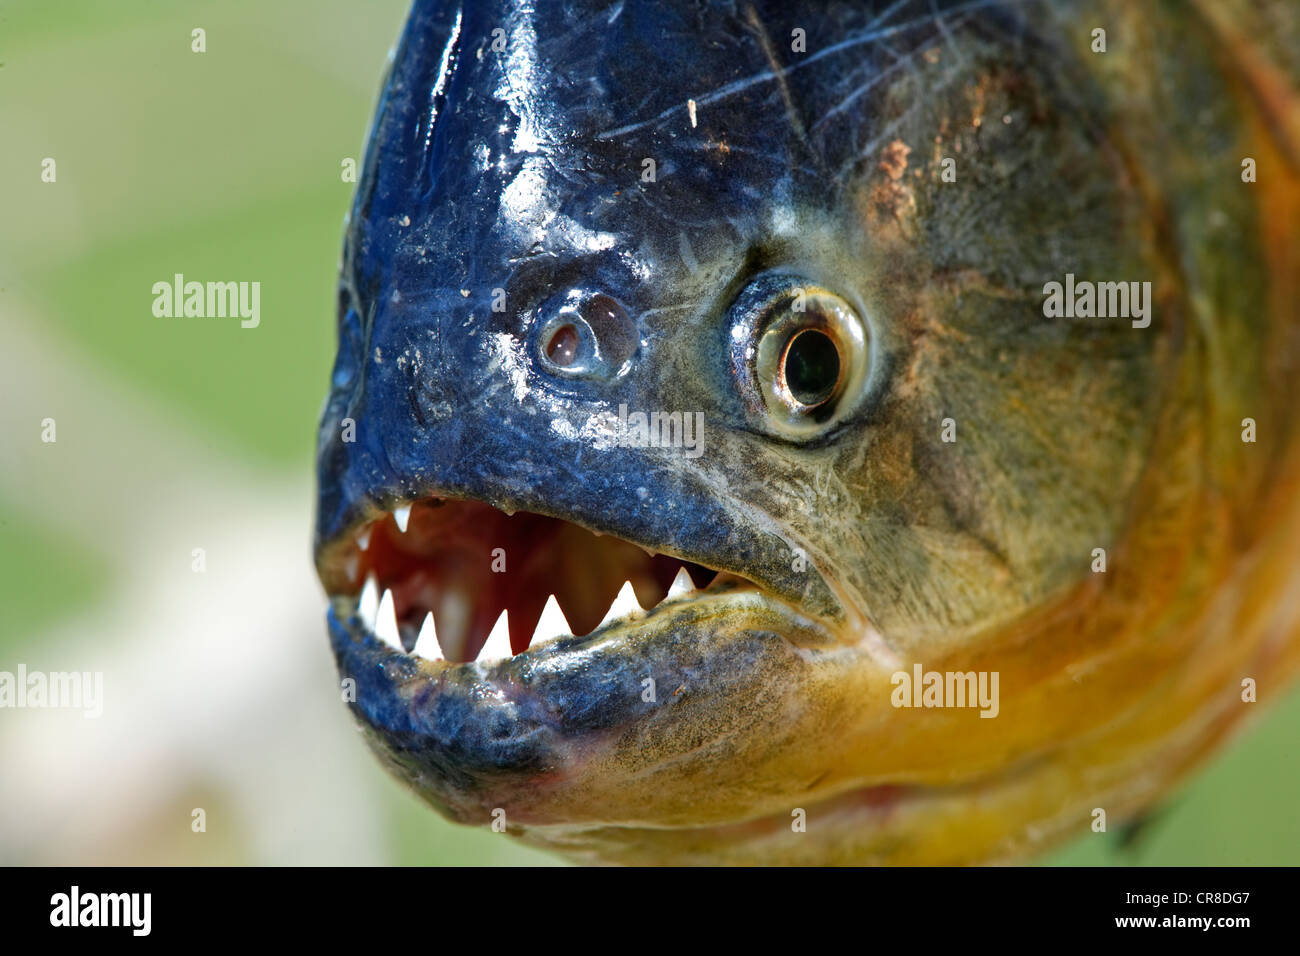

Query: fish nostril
[[580, 293, 637, 369], [545, 323, 581, 367], [535, 290, 638, 380], [537, 313, 597, 375]]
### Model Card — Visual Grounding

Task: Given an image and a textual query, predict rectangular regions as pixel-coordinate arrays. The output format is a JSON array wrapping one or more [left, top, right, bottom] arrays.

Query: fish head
[[315, 0, 1298, 863]]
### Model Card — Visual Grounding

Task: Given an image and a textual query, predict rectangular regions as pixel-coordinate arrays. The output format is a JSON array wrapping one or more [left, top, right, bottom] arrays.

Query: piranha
[[314, 0, 1300, 864]]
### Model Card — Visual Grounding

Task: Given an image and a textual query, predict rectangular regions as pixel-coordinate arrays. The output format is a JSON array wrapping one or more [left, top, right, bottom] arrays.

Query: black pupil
[[783, 329, 840, 406]]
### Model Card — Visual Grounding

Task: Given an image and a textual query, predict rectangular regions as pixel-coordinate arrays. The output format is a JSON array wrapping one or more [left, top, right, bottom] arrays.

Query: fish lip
[[326, 574, 834, 823]]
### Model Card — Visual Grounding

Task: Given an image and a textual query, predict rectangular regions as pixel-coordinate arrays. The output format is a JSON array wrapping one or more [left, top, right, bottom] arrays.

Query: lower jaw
[[328, 591, 1137, 866], [328, 586, 839, 821], [327, 598, 1092, 866]]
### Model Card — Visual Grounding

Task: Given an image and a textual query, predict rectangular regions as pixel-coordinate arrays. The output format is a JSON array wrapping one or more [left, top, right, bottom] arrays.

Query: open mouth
[[324, 498, 759, 664]]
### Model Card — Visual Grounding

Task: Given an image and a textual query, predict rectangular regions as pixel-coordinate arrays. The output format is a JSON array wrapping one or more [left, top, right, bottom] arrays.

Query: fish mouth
[[318, 495, 783, 666], [315, 492, 847, 837]]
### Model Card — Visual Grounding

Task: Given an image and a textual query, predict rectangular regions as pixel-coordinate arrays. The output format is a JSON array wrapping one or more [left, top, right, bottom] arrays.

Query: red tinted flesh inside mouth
[[351, 499, 719, 662]]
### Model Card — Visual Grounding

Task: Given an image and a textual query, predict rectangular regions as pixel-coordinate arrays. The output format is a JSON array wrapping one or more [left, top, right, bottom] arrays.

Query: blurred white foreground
[[0, 310, 385, 864]]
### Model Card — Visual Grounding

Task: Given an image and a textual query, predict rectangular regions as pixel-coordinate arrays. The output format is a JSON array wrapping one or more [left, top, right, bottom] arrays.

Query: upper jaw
[[314, 409, 851, 651]]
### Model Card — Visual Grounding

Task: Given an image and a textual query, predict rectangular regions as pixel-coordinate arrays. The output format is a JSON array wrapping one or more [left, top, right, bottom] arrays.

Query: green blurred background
[[0, 0, 1296, 865]]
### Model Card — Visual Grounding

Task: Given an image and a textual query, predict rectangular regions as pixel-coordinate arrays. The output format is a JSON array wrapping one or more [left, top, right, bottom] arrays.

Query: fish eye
[[729, 275, 870, 438]]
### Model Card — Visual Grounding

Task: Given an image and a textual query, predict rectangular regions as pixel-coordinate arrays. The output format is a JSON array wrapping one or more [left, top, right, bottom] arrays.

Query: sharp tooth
[[666, 566, 695, 600], [436, 587, 472, 661], [478, 610, 512, 663], [342, 553, 359, 582], [598, 581, 643, 629], [358, 574, 379, 626], [393, 505, 411, 534], [412, 612, 441, 660], [375, 589, 403, 651], [357, 526, 372, 551], [530, 595, 571, 648]]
